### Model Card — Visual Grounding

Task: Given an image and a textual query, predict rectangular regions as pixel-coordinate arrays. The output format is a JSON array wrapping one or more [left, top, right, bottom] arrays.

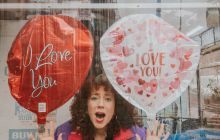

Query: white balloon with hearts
[[100, 14, 200, 117]]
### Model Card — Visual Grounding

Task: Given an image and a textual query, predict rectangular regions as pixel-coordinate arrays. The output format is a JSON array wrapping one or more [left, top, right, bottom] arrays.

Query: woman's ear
[[115, 114, 118, 120]]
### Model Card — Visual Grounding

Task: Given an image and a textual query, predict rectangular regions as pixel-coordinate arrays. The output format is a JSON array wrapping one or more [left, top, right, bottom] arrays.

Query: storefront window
[[1, 0, 220, 139]]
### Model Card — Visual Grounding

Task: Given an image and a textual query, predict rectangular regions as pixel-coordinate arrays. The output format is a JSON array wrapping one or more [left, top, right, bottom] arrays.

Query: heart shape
[[7, 15, 93, 124], [122, 46, 134, 57], [170, 64, 176, 68], [184, 49, 192, 60]]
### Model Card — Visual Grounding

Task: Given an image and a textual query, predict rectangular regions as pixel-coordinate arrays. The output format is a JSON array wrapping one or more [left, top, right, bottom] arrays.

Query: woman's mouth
[[95, 112, 105, 123]]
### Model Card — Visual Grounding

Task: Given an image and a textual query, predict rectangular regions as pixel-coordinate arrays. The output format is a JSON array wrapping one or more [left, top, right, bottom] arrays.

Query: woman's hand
[[136, 120, 170, 140], [29, 121, 62, 140], [146, 120, 170, 140]]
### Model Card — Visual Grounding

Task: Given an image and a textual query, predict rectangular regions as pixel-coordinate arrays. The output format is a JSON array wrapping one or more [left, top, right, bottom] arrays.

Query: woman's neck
[[94, 128, 107, 140]]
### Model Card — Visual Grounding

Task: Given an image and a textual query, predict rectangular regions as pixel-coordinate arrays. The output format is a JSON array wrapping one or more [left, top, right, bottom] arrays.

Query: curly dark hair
[[70, 74, 143, 140]]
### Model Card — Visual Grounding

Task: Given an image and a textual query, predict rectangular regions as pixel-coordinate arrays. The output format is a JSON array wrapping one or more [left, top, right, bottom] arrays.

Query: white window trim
[[0, 2, 220, 10]]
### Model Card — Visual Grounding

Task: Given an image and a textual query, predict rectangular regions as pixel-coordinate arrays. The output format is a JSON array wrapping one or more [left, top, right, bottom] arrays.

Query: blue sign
[[167, 129, 220, 140], [9, 129, 38, 140]]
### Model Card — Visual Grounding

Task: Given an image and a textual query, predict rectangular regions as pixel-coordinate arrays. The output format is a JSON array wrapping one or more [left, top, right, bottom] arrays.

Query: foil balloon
[[7, 15, 93, 124], [100, 14, 200, 117]]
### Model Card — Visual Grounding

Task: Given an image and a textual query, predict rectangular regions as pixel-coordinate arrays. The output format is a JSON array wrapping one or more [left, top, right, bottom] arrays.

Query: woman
[[53, 73, 169, 140]]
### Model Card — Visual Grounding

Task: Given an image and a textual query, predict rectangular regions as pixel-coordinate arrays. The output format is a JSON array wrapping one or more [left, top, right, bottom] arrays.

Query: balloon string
[[146, 120, 152, 132], [145, 116, 156, 132], [38, 124, 46, 134]]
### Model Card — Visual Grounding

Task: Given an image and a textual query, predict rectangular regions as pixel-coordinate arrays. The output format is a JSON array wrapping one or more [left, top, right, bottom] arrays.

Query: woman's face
[[87, 86, 115, 130]]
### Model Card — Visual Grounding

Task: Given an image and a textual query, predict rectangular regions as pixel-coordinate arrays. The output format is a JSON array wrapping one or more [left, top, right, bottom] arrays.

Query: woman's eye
[[105, 98, 112, 102], [91, 96, 98, 100]]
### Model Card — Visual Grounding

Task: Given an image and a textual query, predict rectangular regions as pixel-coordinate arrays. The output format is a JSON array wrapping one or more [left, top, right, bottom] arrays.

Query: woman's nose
[[97, 99, 104, 108]]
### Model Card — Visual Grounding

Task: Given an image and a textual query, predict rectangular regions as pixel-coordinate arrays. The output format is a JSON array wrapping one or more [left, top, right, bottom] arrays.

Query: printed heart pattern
[[100, 14, 200, 116]]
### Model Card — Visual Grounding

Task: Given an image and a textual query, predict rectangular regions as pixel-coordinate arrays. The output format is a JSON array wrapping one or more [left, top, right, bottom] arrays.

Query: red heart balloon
[[7, 15, 93, 124]]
